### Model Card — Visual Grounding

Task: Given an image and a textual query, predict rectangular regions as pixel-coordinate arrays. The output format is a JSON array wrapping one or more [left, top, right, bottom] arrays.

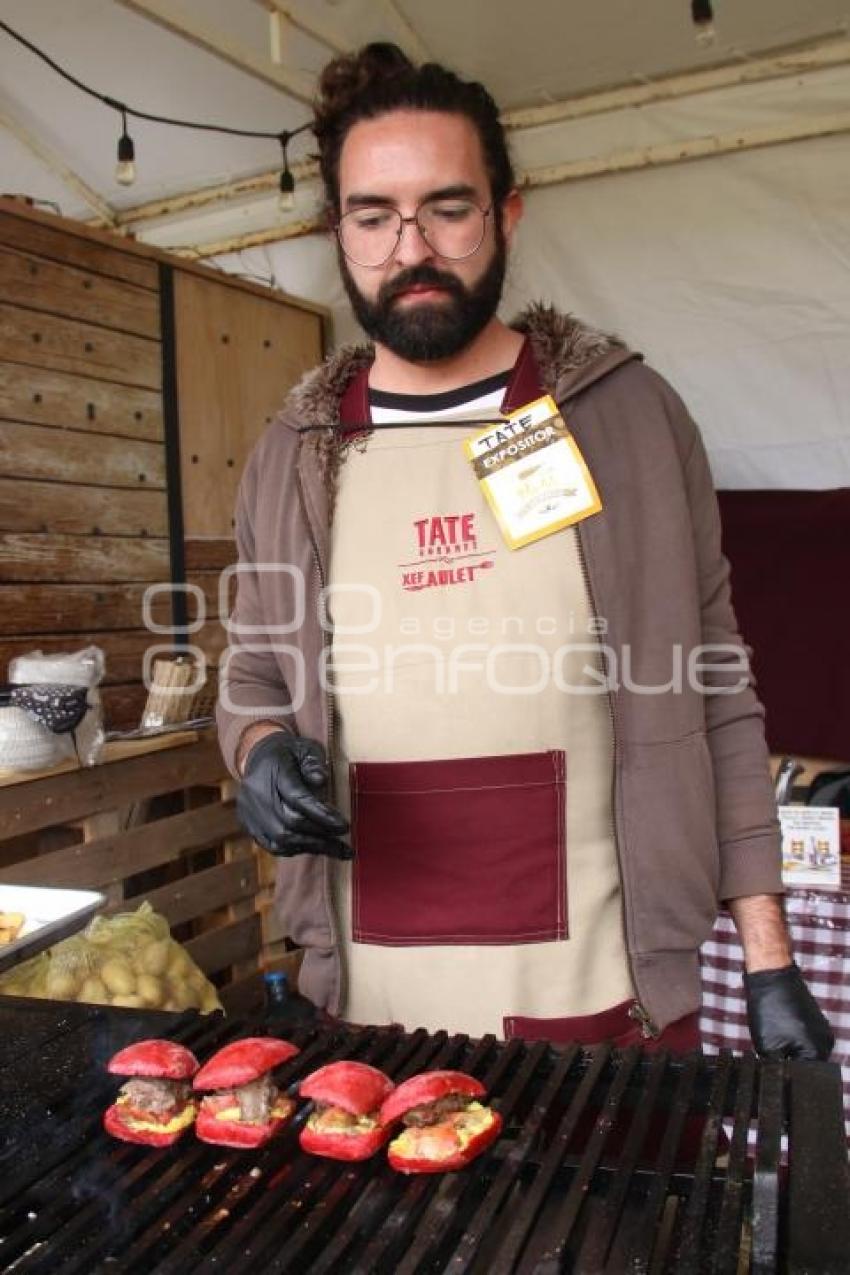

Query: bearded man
[[217, 43, 831, 1058]]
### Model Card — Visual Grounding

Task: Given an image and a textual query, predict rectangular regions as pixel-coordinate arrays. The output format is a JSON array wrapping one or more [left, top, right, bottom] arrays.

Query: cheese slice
[[213, 1105, 241, 1122], [307, 1107, 379, 1134], [116, 1096, 196, 1135], [451, 1103, 494, 1149]]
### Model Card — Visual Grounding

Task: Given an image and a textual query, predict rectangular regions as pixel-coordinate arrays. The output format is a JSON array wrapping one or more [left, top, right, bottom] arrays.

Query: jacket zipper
[[294, 450, 344, 1014], [628, 1001, 660, 1041], [573, 522, 660, 1041]]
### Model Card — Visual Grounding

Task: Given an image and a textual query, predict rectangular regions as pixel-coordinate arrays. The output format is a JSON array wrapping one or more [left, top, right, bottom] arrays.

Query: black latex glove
[[744, 962, 834, 1060], [237, 732, 352, 859]]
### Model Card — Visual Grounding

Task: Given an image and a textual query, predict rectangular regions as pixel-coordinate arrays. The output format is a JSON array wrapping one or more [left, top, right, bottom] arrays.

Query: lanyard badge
[[464, 395, 602, 549]]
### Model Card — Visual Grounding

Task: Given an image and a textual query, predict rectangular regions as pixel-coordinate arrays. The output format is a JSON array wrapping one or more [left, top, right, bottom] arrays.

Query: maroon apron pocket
[[350, 751, 566, 946]]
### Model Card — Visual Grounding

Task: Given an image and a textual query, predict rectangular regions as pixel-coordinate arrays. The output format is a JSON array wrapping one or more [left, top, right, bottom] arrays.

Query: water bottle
[[263, 969, 316, 1031]]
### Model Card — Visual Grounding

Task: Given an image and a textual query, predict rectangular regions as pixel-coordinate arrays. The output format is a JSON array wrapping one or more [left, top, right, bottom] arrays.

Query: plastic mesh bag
[[0, 902, 222, 1014]]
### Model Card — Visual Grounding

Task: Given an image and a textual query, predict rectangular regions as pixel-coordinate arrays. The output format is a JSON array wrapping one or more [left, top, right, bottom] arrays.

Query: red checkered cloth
[[700, 870, 850, 1138]]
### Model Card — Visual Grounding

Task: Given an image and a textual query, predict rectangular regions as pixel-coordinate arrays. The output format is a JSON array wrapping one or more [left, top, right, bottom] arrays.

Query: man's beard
[[339, 234, 507, 362]]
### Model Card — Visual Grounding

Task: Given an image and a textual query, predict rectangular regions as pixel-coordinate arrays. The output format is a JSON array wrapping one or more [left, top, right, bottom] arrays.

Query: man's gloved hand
[[237, 732, 352, 860], [744, 962, 834, 1060]]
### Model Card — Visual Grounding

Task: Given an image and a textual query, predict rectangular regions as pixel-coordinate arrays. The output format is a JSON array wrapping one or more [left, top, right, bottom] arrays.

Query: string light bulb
[[278, 132, 295, 212], [691, 0, 716, 47], [115, 108, 136, 186], [2, 20, 316, 200]]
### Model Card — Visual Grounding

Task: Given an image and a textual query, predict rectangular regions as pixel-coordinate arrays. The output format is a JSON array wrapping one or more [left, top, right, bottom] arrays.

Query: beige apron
[[327, 418, 633, 1038]]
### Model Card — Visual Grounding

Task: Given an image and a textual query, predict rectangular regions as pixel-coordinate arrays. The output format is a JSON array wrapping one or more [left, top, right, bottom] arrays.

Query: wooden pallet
[[0, 729, 287, 1012]]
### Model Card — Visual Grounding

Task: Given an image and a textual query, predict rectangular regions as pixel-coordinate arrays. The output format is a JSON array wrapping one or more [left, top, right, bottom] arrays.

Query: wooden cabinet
[[174, 270, 322, 539]]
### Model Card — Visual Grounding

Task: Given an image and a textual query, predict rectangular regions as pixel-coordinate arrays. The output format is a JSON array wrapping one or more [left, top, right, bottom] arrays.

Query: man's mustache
[[379, 266, 466, 305]]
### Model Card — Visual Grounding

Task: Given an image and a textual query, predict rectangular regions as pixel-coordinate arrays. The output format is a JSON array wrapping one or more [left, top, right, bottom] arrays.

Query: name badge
[[464, 395, 602, 549]]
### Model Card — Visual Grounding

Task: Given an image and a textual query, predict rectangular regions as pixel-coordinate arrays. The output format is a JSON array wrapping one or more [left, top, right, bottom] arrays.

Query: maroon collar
[[500, 335, 544, 413], [337, 336, 543, 432], [338, 361, 371, 430]]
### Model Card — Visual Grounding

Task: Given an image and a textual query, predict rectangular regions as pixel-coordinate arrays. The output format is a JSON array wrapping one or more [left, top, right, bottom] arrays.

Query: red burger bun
[[103, 1100, 196, 1148], [379, 1070, 485, 1126], [300, 1123, 390, 1162], [388, 1109, 503, 1174], [299, 1061, 394, 1116], [194, 1102, 294, 1149], [107, 1038, 199, 1080], [193, 1037, 299, 1090]]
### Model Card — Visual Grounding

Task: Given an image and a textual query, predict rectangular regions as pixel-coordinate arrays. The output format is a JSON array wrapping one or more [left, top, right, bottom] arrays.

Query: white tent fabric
[[506, 135, 850, 491], [214, 74, 850, 491]]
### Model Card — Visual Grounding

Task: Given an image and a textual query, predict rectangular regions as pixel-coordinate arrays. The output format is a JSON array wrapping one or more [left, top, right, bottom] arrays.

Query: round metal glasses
[[336, 198, 493, 268]]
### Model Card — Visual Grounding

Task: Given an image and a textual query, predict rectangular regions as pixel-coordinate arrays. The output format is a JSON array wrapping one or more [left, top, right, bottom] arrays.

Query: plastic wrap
[[7, 645, 106, 767]]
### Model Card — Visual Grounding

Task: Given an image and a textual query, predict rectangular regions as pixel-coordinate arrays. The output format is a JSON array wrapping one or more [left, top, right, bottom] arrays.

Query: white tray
[[0, 884, 105, 975]]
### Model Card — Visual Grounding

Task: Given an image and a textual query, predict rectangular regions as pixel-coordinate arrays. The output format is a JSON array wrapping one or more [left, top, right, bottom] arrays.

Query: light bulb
[[116, 130, 136, 186], [691, 0, 716, 46], [115, 159, 136, 186], [278, 166, 295, 212]]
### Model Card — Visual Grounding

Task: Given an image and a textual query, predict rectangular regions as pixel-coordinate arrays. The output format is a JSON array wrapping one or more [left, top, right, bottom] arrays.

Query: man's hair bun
[[312, 42, 514, 216], [315, 43, 415, 136]]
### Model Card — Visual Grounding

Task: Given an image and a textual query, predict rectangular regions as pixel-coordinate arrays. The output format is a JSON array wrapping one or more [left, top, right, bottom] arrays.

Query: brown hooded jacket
[[216, 303, 782, 1032]]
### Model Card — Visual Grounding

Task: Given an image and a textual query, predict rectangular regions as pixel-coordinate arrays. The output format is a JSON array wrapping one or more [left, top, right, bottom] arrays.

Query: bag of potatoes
[[0, 901, 222, 1014], [0, 948, 49, 998]]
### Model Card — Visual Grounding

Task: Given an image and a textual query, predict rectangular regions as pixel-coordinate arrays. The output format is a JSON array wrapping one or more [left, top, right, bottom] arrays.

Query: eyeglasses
[[336, 197, 492, 268]]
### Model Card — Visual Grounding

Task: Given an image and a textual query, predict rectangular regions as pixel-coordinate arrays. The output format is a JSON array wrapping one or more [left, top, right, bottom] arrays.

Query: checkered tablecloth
[[700, 871, 850, 1137]]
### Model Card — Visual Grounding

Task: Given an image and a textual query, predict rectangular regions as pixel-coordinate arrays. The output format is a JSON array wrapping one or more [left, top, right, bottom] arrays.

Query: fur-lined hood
[[284, 302, 632, 432]]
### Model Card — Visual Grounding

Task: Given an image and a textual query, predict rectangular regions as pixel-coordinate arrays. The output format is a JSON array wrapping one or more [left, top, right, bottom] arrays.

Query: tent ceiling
[[1, 0, 848, 241]]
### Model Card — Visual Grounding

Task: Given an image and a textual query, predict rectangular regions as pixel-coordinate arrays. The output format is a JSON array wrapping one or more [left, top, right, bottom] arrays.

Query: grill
[[1, 997, 848, 1273]]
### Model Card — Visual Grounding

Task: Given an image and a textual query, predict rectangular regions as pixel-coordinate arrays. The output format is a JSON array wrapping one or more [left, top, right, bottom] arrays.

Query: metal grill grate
[[0, 1001, 848, 1273]]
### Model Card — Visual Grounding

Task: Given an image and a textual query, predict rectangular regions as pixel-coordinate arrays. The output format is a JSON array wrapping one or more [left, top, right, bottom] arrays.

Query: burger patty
[[235, 1073, 278, 1123], [402, 1093, 472, 1127], [121, 1077, 190, 1115]]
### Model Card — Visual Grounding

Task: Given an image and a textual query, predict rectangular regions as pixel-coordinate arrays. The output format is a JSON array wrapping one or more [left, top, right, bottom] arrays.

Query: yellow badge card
[[464, 395, 602, 549]]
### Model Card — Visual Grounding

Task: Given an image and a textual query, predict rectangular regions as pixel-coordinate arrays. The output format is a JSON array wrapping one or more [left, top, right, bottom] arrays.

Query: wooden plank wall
[[0, 200, 331, 992], [0, 209, 169, 729], [173, 269, 324, 709], [0, 210, 325, 732]]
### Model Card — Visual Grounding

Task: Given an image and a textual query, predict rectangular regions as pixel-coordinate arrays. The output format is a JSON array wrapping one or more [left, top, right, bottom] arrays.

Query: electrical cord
[[0, 18, 313, 145]]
